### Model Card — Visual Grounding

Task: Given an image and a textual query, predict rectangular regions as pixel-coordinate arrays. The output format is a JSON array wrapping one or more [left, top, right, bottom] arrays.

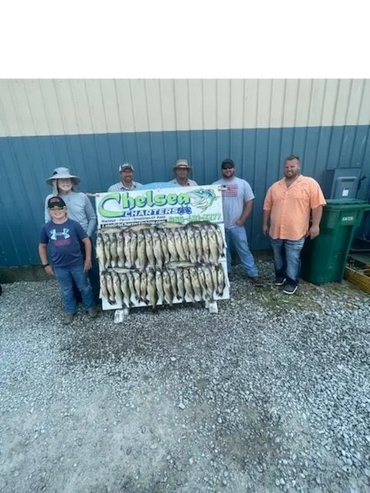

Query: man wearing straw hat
[[170, 159, 198, 187]]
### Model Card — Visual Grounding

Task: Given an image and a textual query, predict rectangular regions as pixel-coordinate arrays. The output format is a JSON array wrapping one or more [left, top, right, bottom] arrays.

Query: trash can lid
[[325, 198, 370, 209]]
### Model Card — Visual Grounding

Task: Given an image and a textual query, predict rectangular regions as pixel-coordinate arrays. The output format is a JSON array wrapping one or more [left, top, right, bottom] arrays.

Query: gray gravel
[[0, 260, 369, 493]]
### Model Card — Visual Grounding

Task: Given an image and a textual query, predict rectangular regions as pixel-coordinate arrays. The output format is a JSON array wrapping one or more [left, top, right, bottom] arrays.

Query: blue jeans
[[225, 226, 258, 277], [54, 264, 95, 314], [270, 237, 305, 287]]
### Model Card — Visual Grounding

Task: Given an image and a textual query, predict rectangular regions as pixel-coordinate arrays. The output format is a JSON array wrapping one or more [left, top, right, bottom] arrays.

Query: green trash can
[[300, 199, 370, 285]]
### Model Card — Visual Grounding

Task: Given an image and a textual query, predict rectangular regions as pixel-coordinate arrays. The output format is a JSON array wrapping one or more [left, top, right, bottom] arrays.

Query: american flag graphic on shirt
[[221, 184, 238, 197]]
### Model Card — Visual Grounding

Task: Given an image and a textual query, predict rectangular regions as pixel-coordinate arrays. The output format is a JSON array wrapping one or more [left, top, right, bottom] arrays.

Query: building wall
[[1, 79, 370, 267]]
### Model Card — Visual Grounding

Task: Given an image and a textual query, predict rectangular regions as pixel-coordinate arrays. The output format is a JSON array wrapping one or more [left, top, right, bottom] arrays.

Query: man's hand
[[262, 225, 269, 236], [235, 218, 244, 227], [308, 225, 320, 239], [84, 258, 92, 271], [44, 265, 54, 276]]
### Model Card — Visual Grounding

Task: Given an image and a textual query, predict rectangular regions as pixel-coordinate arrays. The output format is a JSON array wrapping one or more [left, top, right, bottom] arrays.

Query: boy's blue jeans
[[54, 264, 95, 314], [270, 237, 305, 287], [225, 226, 258, 277]]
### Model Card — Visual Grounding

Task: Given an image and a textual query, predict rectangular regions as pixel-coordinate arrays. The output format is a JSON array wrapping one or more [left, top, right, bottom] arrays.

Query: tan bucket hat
[[173, 159, 192, 170]]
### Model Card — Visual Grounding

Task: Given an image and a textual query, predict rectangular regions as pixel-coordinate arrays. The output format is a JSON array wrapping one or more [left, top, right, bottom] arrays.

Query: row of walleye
[[96, 222, 226, 271], [100, 263, 227, 308]]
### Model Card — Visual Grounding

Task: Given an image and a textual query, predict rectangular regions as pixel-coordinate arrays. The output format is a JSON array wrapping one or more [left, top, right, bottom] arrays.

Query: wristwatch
[[42, 263, 50, 268]]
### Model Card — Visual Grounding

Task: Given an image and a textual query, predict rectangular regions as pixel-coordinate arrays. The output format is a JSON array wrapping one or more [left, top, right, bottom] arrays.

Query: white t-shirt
[[212, 177, 254, 228]]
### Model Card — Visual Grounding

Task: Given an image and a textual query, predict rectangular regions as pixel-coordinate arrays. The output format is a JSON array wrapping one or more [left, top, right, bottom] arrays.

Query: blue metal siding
[[1, 125, 370, 267]]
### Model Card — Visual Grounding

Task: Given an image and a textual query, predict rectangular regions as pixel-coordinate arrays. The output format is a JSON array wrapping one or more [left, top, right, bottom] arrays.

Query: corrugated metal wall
[[1, 79, 370, 267]]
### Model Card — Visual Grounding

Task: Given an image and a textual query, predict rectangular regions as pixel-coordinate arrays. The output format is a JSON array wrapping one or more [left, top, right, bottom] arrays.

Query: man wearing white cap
[[170, 159, 198, 187], [108, 163, 142, 192]]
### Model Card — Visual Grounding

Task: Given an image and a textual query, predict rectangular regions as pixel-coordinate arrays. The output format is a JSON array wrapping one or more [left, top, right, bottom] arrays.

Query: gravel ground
[[0, 260, 369, 493]]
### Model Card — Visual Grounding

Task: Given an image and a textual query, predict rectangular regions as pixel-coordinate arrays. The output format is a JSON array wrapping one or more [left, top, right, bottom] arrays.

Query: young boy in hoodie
[[39, 196, 98, 324]]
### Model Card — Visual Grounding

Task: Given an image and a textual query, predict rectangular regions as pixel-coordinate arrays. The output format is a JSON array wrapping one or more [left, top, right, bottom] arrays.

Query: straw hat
[[173, 159, 192, 170]]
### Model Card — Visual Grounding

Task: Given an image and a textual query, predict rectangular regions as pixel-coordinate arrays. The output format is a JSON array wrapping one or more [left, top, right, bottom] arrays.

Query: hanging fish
[[119, 273, 131, 308], [166, 230, 179, 262], [96, 233, 106, 271], [183, 268, 195, 302], [100, 271, 109, 301], [179, 229, 190, 260], [155, 269, 164, 304], [130, 231, 138, 267], [110, 233, 118, 268], [116, 231, 125, 267], [158, 229, 170, 264], [152, 230, 164, 269], [123, 230, 132, 268], [126, 271, 136, 302], [147, 269, 157, 310], [140, 271, 148, 305], [136, 232, 147, 271], [214, 225, 226, 257], [210, 265, 218, 295], [112, 270, 123, 306], [133, 270, 142, 303], [176, 268, 185, 301], [186, 227, 198, 263], [203, 266, 214, 301], [174, 230, 187, 261], [197, 266, 208, 301], [216, 264, 226, 296], [103, 233, 111, 268], [162, 270, 173, 306], [189, 267, 202, 301], [194, 228, 203, 263], [200, 226, 210, 263], [105, 270, 116, 304], [168, 269, 178, 302], [144, 230, 156, 268], [207, 227, 220, 264]]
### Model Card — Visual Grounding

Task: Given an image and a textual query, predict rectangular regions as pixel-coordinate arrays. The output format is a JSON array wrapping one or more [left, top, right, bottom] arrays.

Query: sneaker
[[274, 277, 286, 286], [283, 284, 298, 295], [62, 313, 75, 325], [250, 276, 264, 287], [88, 307, 98, 318]]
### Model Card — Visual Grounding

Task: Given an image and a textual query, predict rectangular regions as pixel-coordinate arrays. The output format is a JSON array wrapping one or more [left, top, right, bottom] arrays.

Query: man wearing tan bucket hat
[[170, 159, 198, 187]]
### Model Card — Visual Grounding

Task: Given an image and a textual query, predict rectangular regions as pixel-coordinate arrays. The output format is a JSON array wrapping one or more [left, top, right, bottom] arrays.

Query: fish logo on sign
[[189, 189, 218, 212]]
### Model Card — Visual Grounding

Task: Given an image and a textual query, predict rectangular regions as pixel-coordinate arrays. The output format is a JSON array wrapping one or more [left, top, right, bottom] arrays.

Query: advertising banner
[[95, 185, 229, 311]]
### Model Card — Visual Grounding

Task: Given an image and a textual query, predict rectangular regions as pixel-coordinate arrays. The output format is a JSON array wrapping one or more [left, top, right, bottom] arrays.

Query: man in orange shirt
[[262, 155, 326, 295]]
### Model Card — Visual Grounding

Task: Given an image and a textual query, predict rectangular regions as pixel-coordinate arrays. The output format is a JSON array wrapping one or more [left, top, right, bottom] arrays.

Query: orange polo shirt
[[263, 175, 326, 240]]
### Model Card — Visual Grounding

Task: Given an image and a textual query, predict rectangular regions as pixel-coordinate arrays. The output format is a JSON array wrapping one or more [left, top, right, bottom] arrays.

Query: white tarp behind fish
[[95, 185, 230, 311]]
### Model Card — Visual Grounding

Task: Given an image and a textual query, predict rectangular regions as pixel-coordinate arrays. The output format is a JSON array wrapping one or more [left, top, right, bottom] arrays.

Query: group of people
[[39, 155, 326, 324], [106, 159, 198, 191], [214, 155, 326, 295]]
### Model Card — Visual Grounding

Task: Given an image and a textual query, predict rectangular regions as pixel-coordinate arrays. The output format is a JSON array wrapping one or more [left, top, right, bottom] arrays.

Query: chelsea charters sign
[[96, 185, 223, 227]]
